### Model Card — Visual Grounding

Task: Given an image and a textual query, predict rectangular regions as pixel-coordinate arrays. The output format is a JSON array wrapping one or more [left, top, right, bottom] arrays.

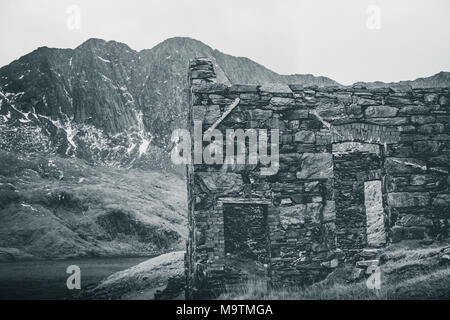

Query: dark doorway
[[333, 143, 384, 250], [223, 203, 270, 281]]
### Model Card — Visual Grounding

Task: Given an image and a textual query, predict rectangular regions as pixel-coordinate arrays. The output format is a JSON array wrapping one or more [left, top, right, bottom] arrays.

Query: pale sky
[[1, 0, 449, 85]]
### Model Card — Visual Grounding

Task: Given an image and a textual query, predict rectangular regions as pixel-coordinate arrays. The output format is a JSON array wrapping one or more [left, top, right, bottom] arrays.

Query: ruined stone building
[[185, 58, 450, 299]]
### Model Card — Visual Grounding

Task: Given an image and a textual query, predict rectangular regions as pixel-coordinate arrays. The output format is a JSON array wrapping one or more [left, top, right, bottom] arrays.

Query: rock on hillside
[[88, 250, 185, 300]]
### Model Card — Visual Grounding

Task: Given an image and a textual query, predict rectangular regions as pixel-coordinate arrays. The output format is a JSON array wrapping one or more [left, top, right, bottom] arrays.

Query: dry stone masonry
[[185, 57, 450, 299]]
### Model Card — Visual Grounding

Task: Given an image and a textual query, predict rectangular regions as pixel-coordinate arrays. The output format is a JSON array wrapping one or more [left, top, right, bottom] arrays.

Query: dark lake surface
[[0, 257, 149, 300]]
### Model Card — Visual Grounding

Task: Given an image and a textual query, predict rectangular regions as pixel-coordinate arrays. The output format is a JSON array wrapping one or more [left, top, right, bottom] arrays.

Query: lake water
[[0, 257, 149, 300]]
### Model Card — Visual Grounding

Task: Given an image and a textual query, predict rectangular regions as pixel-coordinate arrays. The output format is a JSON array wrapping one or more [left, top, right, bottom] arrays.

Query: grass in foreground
[[220, 240, 450, 300]]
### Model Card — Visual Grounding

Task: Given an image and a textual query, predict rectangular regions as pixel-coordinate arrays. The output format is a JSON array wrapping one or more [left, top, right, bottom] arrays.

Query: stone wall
[[185, 57, 450, 299]]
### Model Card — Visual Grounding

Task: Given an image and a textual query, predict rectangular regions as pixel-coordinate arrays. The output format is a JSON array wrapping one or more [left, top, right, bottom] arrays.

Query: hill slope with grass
[[81, 240, 449, 300], [0, 150, 187, 261], [219, 240, 450, 300]]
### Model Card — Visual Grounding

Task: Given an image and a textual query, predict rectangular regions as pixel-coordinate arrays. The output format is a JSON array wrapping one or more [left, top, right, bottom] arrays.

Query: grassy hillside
[[219, 240, 450, 300], [0, 150, 187, 261], [82, 240, 449, 300]]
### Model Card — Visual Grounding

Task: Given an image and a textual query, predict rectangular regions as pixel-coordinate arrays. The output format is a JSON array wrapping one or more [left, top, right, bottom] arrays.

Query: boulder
[[279, 204, 307, 228], [196, 172, 243, 194], [270, 97, 295, 107], [306, 202, 323, 224], [387, 192, 430, 208], [260, 84, 292, 94], [349, 268, 364, 281], [294, 131, 316, 143], [296, 153, 333, 180], [399, 105, 430, 115], [411, 115, 435, 125], [365, 105, 398, 118], [398, 214, 433, 227], [249, 109, 273, 120]]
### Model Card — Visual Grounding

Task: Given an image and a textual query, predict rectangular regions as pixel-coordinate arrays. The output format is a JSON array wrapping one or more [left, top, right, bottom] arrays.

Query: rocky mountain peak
[[1, 38, 449, 173]]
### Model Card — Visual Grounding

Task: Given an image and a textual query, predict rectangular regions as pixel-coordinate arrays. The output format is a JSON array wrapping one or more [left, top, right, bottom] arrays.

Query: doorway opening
[[332, 142, 386, 250], [223, 203, 271, 282]]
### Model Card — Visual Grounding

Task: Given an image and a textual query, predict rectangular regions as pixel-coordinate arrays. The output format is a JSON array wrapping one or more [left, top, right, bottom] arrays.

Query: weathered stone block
[[228, 84, 258, 93], [346, 103, 363, 118], [410, 175, 426, 186], [424, 93, 439, 103], [270, 97, 295, 107], [398, 214, 433, 227], [306, 203, 323, 223], [209, 94, 233, 105], [284, 109, 309, 120], [413, 140, 441, 154], [296, 153, 333, 180], [438, 95, 449, 106], [391, 226, 404, 242], [387, 192, 430, 207], [192, 105, 206, 121], [280, 198, 293, 206], [417, 123, 445, 134], [291, 194, 306, 204], [294, 131, 316, 143], [385, 175, 409, 192], [279, 204, 306, 228], [365, 105, 398, 118], [398, 125, 416, 133], [368, 117, 409, 126], [399, 105, 430, 115], [385, 158, 427, 174], [432, 194, 450, 207], [323, 201, 336, 222], [288, 84, 304, 91], [192, 83, 228, 93], [350, 268, 364, 281], [356, 260, 379, 268], [204, 105, 221, 124], [239, 93, 260, 101], [332, 142, 380, 155], [249, 109, 273, 120], [196, 172, 243, 194], [411, 115, 435, 124], [190, 69, 215, 79], [317, 105, 346, 121], [304, 181, 320, 192], [404, 226, 426, 239], [260, 84, 292, 94]]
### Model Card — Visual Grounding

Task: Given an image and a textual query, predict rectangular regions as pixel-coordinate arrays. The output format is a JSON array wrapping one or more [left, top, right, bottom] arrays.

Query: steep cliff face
[[0, 37, 340, 171]]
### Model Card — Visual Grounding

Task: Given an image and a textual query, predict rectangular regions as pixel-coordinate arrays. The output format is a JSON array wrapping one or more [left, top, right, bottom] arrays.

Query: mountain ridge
[[1, 37, 449, 173], [0, 37, 339, 172]]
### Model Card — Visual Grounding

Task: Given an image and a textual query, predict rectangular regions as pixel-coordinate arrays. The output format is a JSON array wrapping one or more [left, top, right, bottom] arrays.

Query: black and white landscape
[[0, 0, 449, 300]]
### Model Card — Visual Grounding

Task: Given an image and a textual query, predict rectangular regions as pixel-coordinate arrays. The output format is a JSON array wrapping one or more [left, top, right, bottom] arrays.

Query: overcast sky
[[1, 0, 449, 85]]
